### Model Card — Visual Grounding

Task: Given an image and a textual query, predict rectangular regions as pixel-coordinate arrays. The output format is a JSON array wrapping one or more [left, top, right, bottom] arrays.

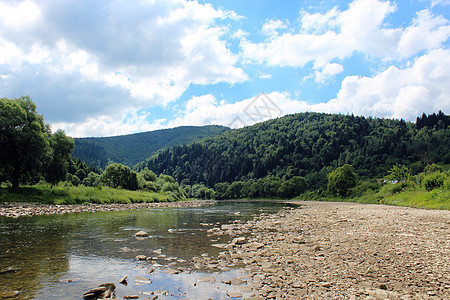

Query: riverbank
[[197, 201, 450, 299], [0, 200, 216, 218]]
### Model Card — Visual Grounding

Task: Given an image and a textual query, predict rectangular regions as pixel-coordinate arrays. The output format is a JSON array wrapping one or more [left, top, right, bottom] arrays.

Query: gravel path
[[200, 201, 450, 299]]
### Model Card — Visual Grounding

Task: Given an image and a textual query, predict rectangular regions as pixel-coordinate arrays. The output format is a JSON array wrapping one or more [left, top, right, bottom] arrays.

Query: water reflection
[[0, 200, 287, 299]]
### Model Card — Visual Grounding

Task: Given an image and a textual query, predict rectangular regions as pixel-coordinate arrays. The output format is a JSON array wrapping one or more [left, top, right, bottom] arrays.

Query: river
[[0, 200, 290, 299]]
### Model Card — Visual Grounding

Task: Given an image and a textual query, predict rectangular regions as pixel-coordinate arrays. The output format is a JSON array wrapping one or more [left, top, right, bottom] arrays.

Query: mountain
[[136, 112, 450, 190], [72, 125, 230, 169]]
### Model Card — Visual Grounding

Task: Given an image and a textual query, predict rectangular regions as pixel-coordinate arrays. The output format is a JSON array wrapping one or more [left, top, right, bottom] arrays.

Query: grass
[[300, 184, 450, 210], [0, 183, 177, 205]]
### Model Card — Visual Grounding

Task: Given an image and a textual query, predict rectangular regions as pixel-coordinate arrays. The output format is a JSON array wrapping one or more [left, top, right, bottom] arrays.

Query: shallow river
[[0, 200, 290, 299]]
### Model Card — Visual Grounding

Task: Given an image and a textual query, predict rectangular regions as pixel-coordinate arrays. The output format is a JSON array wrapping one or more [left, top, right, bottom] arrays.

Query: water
[[0, 200, 290, 299]]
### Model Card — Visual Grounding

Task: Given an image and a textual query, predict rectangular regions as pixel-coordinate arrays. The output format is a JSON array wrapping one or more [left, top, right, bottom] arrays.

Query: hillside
[[137, 112, 450, 190], [72, 125, 230, 169]]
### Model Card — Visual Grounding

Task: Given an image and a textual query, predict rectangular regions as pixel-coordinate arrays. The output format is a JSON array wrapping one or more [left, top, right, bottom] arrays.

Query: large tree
[[0, 96, 52, 189], [45, 129, 75, 185], [0, 96, 73, 188], [327, 164, 358, 197]]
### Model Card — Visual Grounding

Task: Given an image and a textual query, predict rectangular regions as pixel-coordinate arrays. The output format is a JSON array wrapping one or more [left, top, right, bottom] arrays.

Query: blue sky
[[0, 0, 449, 137]]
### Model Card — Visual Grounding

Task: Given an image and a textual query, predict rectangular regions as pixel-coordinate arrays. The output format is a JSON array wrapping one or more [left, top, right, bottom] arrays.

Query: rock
[[134, 276, 152, 284], [123, 296, 139, 299], [211, 243, 228, 249], [165, 268, 180, 274], [246, 242, 264, 250], [153, 249, 162, 255], [321, 282, 332, 288], [134, 231, 149, 237], [83, 283, 116, 299], [232, 237, 247, 244], [0, 291, 20, 299], [227, 291, 242, 298], [135, 255, 147, 261], [197, 276, 216, 283], [230, 278, 245, 285], [118, 275, 128, 285]]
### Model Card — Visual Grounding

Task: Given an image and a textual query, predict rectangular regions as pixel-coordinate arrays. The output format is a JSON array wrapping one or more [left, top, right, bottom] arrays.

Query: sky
[[1, 0, 449, 137]]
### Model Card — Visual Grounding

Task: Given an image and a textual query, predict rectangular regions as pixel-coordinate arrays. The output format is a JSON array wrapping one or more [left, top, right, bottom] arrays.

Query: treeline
[[72, 125, 230, 169], [138, 112, 450, 193]]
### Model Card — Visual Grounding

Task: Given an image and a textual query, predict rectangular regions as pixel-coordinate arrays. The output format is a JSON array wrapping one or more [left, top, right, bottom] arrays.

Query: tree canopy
[[0, 96, 73, 188]]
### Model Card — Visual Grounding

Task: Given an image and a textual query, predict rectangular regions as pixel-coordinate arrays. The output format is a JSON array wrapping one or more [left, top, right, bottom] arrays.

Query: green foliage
[[82, 172, 100, 187], [0, 96, 52, 189], [350, 181, 380, 197], [100, 163, 138, 190], [73, 125, 230, 168], [45, 129, 75, 185], [424, 163, 444, 174], [422, 172, 446, 191], [141, 112, 449, 191], [327, 164, 358, 197], [386, 164, 410, 182], [277, 176, 307, 198], [0, 184, 174, 205]]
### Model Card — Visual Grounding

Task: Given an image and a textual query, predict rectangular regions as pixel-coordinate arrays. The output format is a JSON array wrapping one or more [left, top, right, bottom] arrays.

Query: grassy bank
[[0, 184, 179, 205], [303, 186, 450, 210]]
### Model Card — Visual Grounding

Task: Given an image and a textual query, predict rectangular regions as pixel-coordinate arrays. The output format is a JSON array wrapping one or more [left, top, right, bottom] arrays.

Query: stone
[[118, 275, 128, 285], [83, 283, 116, 299], [165, 268, 180, 274], [135, 255, 147, 261], [123, 296, 139, 299], [227, 291, 243, 298], [134, 231, 149, 237], [198, 276, 216, 283], [230, 278, 245, 285], [231, 237, 246, 245], [0, 291, 20, 299], [134, 276, 152, 284]]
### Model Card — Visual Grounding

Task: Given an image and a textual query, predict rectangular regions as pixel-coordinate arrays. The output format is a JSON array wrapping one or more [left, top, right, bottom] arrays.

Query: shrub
[[423, 173, 447, 191]]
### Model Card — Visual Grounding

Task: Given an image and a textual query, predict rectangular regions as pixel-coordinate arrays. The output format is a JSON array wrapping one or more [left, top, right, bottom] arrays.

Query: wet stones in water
[[118, 275, 128, 285], [134, 231, 149, 240], [82, 283, 116, 299], [0, 291, 20, 299]]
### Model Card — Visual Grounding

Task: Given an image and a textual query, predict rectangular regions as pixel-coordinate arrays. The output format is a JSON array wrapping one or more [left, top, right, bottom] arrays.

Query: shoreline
[[195, 201, 450, 299], [0, 200, 217, 218]]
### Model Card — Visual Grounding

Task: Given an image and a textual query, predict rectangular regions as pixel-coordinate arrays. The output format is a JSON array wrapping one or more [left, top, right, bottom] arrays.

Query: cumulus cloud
[[160, 48, 450, 130], [318, 48, 450, 120], [0, 0, 246, 135], [242, 0, 450, 75]]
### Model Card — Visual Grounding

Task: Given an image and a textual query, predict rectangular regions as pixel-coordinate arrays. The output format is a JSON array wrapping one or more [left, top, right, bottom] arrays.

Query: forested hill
[[72, 125, 230, 169], [137, 112, 450, 190]]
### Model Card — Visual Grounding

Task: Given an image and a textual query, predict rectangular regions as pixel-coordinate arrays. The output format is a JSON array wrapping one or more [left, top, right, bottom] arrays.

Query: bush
[[423, 173, 447, 191]]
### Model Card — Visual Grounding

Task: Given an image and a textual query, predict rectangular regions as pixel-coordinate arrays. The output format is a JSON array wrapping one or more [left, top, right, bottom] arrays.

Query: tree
[[277, 176, 307, 198], [45, 129, 74, 185], [327, 164, 358, 197], [100, 163, 138, 190], [386, 164, 410, 182], [0, 96, 52, 189]]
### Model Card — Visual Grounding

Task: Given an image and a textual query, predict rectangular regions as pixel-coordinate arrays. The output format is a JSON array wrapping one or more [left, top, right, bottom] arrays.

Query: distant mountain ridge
[[72, 125, 230, 169]]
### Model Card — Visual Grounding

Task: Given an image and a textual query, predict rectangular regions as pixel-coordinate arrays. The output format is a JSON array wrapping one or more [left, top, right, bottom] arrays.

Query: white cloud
[[314, 63, 344, 83], [0, 0, 246, 135], [315, 49, 450, 120], [262, 19, 287, 37], [158, 49, 450, 132], [242, 0, 450, 76]]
